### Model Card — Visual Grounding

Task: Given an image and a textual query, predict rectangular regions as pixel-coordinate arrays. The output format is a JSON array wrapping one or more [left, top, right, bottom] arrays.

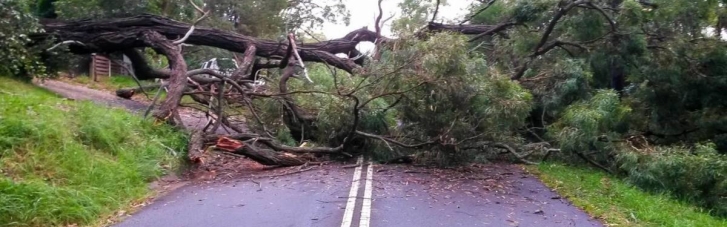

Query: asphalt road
[[115, 159, 603, 227], [38, 80, 603, 227]]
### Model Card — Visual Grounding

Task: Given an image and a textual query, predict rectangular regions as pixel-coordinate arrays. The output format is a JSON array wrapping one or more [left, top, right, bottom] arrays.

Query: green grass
[[0, 77, 188, 226], [528, 163, 727, 227]]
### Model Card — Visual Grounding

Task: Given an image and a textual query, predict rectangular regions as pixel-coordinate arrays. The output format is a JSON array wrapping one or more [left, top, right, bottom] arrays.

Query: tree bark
[[139, 31, 188, 121]]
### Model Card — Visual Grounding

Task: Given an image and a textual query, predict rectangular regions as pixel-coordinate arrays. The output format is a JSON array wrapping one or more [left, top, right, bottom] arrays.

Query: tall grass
[[0, 77, 187, 226], [529, 163, 727, 227]]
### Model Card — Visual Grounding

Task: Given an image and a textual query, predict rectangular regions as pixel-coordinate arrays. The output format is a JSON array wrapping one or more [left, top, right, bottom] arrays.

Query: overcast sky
[[319, 0, 470, 54], [320, 0, 471, 39]]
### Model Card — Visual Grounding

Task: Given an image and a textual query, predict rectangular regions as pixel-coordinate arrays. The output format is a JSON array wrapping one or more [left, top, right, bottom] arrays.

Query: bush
[[618, 143, 727, 217], [547, 90, 631, 164]]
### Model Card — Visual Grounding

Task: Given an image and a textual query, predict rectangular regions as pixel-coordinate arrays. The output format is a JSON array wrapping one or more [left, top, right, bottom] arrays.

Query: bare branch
[[488, 143, 538, 165], [173, 0, 210, 45], [46, 40, 85, 51], [287, 33, 313, 83], [188, 0, 205, 13]]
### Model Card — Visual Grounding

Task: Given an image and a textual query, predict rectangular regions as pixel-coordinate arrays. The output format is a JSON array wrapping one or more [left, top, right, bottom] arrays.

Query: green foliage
[[35, 0, 58, 18], [392, 0, 433, 34], [0, 77, 187, 226], [511, 0, 550, 23], [547, 90, 630, 165], [618, 143, 727, 217], [54, 0, 194, 20], [532, 163, 727, 227], [0, 1, 46, 79]]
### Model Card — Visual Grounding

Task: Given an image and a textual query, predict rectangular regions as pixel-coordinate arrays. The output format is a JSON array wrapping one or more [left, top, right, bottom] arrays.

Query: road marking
[[341, 156, 363, 227], [359, 162, 374, 227]]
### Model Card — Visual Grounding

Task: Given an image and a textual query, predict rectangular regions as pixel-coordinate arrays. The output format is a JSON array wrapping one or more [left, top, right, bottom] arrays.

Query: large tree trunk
[[38, 15, 509, 75]]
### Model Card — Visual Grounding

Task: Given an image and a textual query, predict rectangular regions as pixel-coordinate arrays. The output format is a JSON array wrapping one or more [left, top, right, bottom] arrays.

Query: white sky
[[321, 0, 470, 38], [320, 0, 470, 54]]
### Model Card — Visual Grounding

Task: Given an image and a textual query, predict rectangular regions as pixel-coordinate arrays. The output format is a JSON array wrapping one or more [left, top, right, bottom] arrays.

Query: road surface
[[38, 80, 603, 227], [114, 159, 602, 227]]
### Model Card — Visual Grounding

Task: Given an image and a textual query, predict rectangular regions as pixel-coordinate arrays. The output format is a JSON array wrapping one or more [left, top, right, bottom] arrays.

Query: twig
[[249, 179, 262, 191], [574, 150, 613, 174], [110, 58, 150, 98], [144, 83, 166, 118], [156, 141, 178, 156]]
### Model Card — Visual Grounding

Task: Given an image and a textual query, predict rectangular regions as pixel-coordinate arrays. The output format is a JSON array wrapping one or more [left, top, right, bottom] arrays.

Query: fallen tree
[[35, 0, 628, 167]]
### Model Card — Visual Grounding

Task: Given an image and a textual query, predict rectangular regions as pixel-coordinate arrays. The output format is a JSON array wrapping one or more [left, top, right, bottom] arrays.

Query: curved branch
[[47, 40, 85, 51], [356, 131, 439, 149], [534, 0, 586, 52]]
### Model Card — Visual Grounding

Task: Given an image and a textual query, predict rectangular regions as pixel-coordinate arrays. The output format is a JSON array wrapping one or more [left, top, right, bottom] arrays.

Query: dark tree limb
[[230, 143, 307, 167], [39, 15, 510, 74], [431, 0, 441, 23], [139, 31, 189, 122], [40, 15, 363, 73]]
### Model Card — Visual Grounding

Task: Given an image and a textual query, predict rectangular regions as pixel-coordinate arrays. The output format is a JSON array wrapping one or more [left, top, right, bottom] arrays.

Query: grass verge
[[0, 77, 188, 226], [527, 163, 727, 227]]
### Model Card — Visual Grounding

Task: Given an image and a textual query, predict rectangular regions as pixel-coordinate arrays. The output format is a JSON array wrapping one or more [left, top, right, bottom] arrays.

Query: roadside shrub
[[547, 90, 631, 165], [618, 143, 727, 217]]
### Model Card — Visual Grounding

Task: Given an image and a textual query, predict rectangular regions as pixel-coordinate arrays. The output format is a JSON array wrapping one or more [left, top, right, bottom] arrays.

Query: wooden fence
[[90, 54, 131, 81]]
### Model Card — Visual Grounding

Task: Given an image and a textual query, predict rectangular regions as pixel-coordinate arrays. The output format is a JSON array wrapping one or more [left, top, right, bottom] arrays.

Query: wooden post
[[91, 53, 98, 82], [108, 57, 112, 77]]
